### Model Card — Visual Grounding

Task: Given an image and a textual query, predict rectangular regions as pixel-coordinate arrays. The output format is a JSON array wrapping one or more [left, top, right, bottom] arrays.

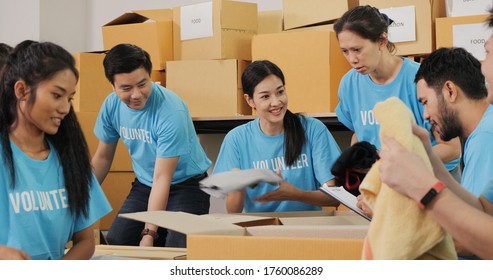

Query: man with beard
[[414, 47, 492, 197], [376, 8, 493, 260]]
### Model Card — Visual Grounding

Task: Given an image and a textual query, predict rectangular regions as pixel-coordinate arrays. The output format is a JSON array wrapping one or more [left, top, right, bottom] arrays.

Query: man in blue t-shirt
[[379, 46, 493, 260], [91, 44, 211, 248]]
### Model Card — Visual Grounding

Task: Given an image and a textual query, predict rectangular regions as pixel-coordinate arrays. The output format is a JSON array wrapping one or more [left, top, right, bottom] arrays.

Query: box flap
[[134, 9, 173, 22], [203, 213, 280, 224], [104, 9, 172, 26], [104, 12, 149, 26], [239, 210, 336, 218], [279, 216, 370, 226], [119, 211, 244, 235]]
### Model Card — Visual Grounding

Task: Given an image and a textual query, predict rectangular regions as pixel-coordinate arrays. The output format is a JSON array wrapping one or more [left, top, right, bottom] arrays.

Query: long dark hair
[[0, 40, 92, 218], [241, 60, 306, 166]]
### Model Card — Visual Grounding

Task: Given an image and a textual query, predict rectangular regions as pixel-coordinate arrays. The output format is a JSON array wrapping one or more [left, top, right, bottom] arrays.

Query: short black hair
[[415, 47, 487, 100], [103, 43, 152, 84]]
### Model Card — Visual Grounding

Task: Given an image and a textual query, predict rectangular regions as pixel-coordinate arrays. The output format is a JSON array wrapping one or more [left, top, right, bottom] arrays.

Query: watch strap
[[141, 228, 159, 240], [418, 181, 446, 209]]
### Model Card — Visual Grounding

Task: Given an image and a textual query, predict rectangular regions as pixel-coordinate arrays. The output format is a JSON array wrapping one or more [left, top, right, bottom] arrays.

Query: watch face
[[420, 188, 438, 207]]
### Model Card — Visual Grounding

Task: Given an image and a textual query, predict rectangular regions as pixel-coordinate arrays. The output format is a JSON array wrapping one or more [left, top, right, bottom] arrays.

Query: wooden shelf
[[192, 113, 348, 134]]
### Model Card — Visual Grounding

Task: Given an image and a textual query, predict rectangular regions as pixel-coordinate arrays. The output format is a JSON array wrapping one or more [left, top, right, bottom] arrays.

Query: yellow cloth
[[360, 97, 457, 260]]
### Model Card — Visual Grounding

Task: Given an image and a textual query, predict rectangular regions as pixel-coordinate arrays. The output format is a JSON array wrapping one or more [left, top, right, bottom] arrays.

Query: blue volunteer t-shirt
[[213, 115, 341, 212], [94, 82, 211, 186], [0, 141, 111, 260], [482, 176, 493, 203], [335, 57, 460, 171], [462, 105, 493, 196]]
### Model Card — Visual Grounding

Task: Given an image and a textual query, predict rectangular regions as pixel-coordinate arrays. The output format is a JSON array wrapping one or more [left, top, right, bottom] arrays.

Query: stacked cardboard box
[[253, 28, 350, 113], [283, 0, 358, 30], [166, 0, 258, 118], [436, 14, 491, 61], [360, 0, 446, 56], [102, 9, 173, 71], [73, 52, 136, 231]]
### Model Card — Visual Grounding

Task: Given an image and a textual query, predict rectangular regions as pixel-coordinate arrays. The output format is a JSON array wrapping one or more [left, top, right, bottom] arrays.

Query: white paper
[[180, 1, 213, 41], [199, 169, 281, 199], [380, 6, 416, 43], [453, 23, 492, 61], [319, 184, 371, 221], [446, 0, 491, 17]]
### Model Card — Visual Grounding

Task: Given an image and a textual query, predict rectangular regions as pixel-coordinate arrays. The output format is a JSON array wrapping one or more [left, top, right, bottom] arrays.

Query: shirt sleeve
[[94, 96, 120, 144], [335, 74, 355, 131], [212, 130, 242, 174]]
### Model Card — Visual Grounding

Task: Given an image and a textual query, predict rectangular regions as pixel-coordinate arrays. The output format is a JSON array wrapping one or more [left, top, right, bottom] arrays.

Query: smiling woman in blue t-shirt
[[0, 41, 111, 260], [213, 60, 342, 213]]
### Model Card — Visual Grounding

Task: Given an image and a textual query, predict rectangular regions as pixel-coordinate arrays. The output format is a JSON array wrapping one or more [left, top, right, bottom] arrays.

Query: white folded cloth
[[199, 169, 281, 198]]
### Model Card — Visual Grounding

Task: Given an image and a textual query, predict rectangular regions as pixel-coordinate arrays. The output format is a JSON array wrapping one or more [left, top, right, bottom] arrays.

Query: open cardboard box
[[102, 9, 173, 70], [120, 210, 369, 260]]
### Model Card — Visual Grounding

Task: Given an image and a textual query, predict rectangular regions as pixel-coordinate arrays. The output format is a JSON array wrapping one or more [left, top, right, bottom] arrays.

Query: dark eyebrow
[[119, 77, 148, 88], [54, 85, 66, 92]]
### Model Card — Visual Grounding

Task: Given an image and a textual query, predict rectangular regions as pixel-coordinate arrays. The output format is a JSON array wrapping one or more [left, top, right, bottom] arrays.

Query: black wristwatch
[[418, 181, 446, 209], [141, 228, 159, 240]]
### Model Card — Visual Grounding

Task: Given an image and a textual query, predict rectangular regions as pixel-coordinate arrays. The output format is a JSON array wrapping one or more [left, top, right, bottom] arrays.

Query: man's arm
[[226, 190, 245, 213], [91, 141, 117, 184], [139, 156, 179, 247], [431, 132, 461, 163], [379, 135, 493, 259]]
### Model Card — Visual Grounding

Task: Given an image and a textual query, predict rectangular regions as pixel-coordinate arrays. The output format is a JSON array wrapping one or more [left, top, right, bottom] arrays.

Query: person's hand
[[379, 136, 436, 201], [254, 169, 302, 203], [0, 245, 31, 260], [139, 235, 154, 247], [412, 124, 433, 155], [356, 194, 373, 218]]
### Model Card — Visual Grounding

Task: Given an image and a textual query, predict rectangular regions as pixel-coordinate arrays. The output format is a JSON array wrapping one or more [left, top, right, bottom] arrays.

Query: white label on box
[[180, 1, 213, 41], [380, 6, 416, 43], [446, 0, 491, 17], [453, 23, 492, 61]]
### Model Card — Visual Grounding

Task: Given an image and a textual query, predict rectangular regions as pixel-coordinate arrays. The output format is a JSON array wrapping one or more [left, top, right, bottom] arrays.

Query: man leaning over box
[[91, 44, 211, 248]]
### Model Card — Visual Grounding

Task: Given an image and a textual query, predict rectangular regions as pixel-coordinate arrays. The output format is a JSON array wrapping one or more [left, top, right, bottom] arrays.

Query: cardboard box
[[283, 0, 358, 30], [120, 211, 369, 260], [73, 52, 112, 112], [166, 59, 251, 117], [93, 245, 187, 260], [99, 172, 136, 230], [436, 14, 491, 61], [445, 0, 491, 17], [252, 30, 351, 113], [173, 0, 257, 61], [151, 70, 166, 87], [76, 111, 133, 172], [102, 9, 173, 70], [258, 10, 283, 34], [360, 0, 446, 56]]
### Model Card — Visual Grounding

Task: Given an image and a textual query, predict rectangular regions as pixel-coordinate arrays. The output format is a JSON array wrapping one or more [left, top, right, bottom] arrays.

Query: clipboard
[[320, 183, 372, 221]]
